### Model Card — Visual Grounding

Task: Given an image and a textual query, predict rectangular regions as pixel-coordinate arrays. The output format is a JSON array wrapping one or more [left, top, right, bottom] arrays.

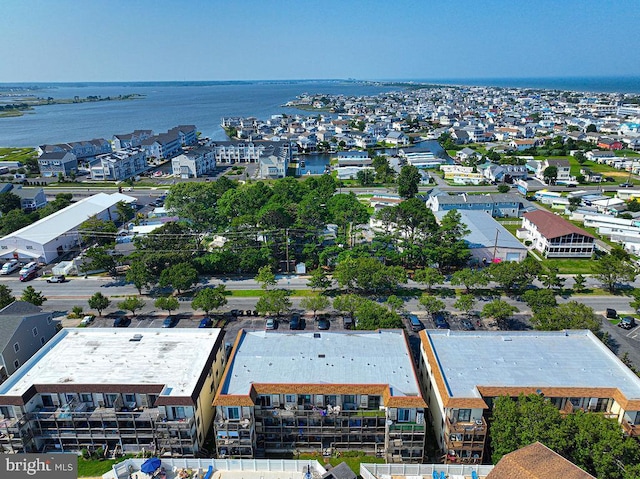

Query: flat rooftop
[[0, 328, 222, 400], [221, 330, 420, 398], [425, 330, 640, 401]]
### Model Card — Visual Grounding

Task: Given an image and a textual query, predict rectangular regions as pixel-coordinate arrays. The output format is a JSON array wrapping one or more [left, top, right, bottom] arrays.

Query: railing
[[445, 416, 486, 434], [388, 422, 425, 432], [622, 420, 640, 437]]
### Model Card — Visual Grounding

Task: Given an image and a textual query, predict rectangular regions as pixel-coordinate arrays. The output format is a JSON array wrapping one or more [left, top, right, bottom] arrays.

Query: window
[[285, 394, 296, 403], [26, 245, 33, 250], [125, 394, 136, 403], [343, 395, 356, 405], [13, 343, 19, 353], [397, 409, 410, 422], [258, 395, 271, 407], [80, 394, 92, 403], [226, 407, 240, 420], [32, 327, 38, 337], [457, 409, 471, 422]]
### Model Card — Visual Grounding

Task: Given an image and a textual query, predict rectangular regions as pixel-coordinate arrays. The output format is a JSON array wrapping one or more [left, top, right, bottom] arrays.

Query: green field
[[0, 147, 37, 162], [539, 257, 595, 274]]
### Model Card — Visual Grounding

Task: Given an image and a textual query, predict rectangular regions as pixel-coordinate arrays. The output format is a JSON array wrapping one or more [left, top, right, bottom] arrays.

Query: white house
[[0, 193, 136, 264], [519, 209, 595, 258], [171, 146, 216, 178]]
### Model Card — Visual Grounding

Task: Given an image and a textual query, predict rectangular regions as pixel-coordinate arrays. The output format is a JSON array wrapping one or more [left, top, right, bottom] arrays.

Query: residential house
[[536, 158, 572, 184], [10, 185, 47, 212], [0, 328, 227, 455], [171, 147, 216, 178], [213, 330, 427, 462], [0, 301, 59, 385], [585, 149, 617, 163], [597, 137, 624, 150], [519, 209, 595, 258], [426, 193, 528, 218], [142, 132, 181, 159], [384, 131, 409, 146], [37, 151, 78, 178], [509, 139, 538, 151], [38, 139, 111, 161], [91, 148, 148, 181], [400, 147, 448, 169], [418, 330, 640, 465], [455, 147, 480, 163], [487, 442, 595, 479], [112, 130, 153, 150], [258, 154, 287, 179]]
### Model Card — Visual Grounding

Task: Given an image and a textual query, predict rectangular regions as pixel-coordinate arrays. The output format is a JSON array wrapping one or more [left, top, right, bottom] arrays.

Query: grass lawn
[[0, 147, 37, 162], [227, 289, 315, 298], [78, 456, 133, 477], [539, 258, 594, 274]]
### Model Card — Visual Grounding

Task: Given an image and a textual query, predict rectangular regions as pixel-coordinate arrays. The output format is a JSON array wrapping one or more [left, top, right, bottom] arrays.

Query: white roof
[[1, 193, 135, 245], [220, 330, 421, 398], [0, 328, 223, 399]]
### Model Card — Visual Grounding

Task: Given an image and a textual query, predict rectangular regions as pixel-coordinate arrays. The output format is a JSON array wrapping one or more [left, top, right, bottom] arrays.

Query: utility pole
[[285, 228, 290, 274], [492, 229, 500, 263]]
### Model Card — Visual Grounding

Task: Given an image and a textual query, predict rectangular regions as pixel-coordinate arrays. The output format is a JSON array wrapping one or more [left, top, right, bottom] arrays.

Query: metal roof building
[[0, 192, 135, 263]]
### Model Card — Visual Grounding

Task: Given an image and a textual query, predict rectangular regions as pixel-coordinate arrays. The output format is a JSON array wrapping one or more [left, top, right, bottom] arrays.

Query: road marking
[[626, 326, 640, 341]]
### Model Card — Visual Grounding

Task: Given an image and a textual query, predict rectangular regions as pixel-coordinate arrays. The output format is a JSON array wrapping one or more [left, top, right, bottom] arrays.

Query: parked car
[[162, 316, 178, 328], [290, 314, 304, 330], [619, 182, 634, 188], [407, 314, 424, 332], [18, 261, 38, 277], [618, 316, 637, 330], [19, 270, 37, 282], [199, 317, 213, 328], [0, 259, 20, 275], [47, 274, 66, 283], [265, 317, 278, 330], [113, 317, 131, 328], [343, 315, 353, 330], [80, 315, 95, 326], [460, 318, 475, 331], [606, 308, 618, 319], [317, 318, 330, 330], [433, 312, 450, 329]]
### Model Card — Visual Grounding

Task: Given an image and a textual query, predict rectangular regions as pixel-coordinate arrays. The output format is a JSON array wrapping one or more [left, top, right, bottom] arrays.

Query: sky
[[1, 0, 639, 82]]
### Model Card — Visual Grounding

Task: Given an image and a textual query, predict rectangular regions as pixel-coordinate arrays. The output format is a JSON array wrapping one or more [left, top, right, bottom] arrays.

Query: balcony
[[446, 416, 486, 434], [622, 420, 640, 437]]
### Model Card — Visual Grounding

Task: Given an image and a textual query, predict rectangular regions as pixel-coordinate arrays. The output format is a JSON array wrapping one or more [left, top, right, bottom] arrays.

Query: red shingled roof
[[523, 209, 594, 240]]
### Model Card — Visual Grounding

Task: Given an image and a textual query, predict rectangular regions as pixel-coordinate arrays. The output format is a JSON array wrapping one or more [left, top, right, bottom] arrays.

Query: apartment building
[[91, 148, 148, 181], [418, 330, 640, 465], [0, 328, 227, 456], [426, 193, 528, 218], [171, 146, 216, 178], [213, 329, 427, 462], [37, 151, 78, 178]]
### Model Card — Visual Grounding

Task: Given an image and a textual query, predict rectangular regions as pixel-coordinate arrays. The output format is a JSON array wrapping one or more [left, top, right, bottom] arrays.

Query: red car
[[19, 270, 37, 282]]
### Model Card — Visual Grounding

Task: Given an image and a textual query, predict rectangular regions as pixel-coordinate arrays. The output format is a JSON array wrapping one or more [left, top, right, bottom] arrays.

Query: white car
[[80, 315, 95, 326]]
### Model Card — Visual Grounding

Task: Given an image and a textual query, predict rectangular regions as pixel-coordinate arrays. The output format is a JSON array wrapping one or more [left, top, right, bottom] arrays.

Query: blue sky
[[1, 0, 639, 82]]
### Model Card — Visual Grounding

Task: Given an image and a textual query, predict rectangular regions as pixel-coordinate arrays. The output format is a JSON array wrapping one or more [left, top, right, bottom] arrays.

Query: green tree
[[572, 273, 587, 293], [414, 267, 444, 293], [333, 257, 406, 294], [592, 254, 636, 293], [538, 265, 566, 290], [586, 123, 597, 133], [154, 296, 180, 316], [521, 289, 557, 313], [20, 285, 46, 306], [543, 165, 558, 185], [497, 184, 510, 193], [0, 284, 15, 309], [79, 215, 118, 247], [165, 181, 234, 232], [418, 294, 446, 316], [482, 299, 518, 329], [0, 192, 21, 214], [125, 260, 154, 294], [300, 295, 331, 319], [531, 301, 601, 332], [354, 299, 403, 329], [385, 295, 404, 313], [159, 262, 198, 294], [397, 164, 421, 198], [115, 200, 136, 223], [191, 285, 228, 315], [450, 268, 488, 293], [568, 196, 582, 212], [255, 289, 291, 317], [356, 169, 375, 186], [255, 265, 277, 290], [326, 192, 370, 236], [454, 294, 475, 316], [307, 267, 332, 292], [372, 155, 395, 183], [0, 209, 38, 235], [82, 246, 122, 277], [88, 291, 110, 316], [489, 259, 541, 294], [435, 210, 470, 272], [333, 294, 365, 319], [118, 296, 146, 317]]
